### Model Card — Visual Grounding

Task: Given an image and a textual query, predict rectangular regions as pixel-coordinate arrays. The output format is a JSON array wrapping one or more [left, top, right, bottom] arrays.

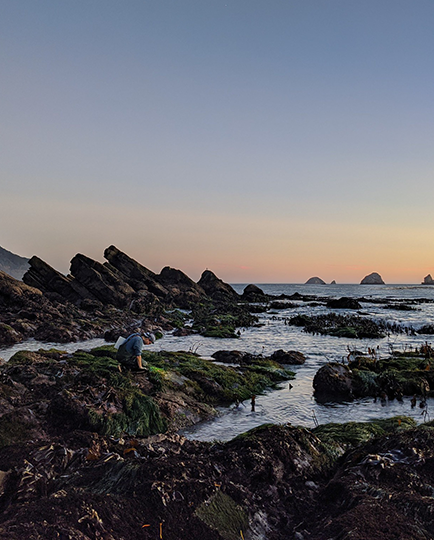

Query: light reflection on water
[[1, 284, 434, 441]]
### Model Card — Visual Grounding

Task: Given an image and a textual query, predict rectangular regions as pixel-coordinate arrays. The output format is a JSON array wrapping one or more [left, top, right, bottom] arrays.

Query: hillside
[[0, 245, 30, 280]]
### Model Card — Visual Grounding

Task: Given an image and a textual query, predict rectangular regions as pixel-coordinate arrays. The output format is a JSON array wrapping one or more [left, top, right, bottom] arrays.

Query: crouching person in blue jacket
[[116, 328, 155, 371]]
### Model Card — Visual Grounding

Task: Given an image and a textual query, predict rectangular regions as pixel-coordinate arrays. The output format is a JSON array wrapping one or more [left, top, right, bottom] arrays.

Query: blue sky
[[1, 1, 434, 282]]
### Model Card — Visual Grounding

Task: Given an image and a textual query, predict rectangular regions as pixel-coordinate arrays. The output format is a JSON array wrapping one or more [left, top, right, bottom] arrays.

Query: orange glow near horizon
[[2, 194, 433, 285]]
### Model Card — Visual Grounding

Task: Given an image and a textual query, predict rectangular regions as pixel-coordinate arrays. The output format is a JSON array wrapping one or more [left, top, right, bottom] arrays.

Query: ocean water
[[2, 283, 434, 441]]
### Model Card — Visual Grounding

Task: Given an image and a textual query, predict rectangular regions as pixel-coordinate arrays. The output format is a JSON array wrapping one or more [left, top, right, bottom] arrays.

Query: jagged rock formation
[[69, 253, 136, 309], [422, 274, 434, 285], [0, 246, 30, 280], [197, 269, 239, 302], [104, 245, 169, 297], [8, 246, 247, 346], [360, 272, 385, 285], [23, 256, 96, 304], [330, 280, 336, 284], [305, 276, 326, 284]]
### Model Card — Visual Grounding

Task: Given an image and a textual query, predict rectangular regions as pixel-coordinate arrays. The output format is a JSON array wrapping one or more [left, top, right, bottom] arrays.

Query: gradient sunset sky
[[1, 1, 433, 283]]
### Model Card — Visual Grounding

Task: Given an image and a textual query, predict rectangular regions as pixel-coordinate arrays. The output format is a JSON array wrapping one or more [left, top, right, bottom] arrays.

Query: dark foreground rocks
[[1, 347, 434, 539]]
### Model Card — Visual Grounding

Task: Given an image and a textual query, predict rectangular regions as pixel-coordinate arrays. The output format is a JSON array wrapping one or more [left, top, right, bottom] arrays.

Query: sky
[[1, 0, 434, 284]]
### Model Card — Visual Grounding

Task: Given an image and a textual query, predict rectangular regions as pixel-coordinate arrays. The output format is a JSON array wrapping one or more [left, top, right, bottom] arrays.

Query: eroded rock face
[[104, 245, 169, 298], [197, 270, 239, 302], [70, 253, 136, 308], [23, 256, 96, 304], [158, 266, 207, 308], [361, 272, 385, 285], [422, 274, 434, 285]]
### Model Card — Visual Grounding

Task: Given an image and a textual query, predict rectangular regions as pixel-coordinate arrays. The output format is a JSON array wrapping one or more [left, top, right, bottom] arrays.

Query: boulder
[[242, 284, 268, 302], [313, 363, 355, 400], [197, 270, 239, 302], [360, 272, 385, 285], [330, 280, 336, 285], [422, 274, 434, 285], [326, 297, 361, 309], [104, 245, 169, 298], [270, 350, 306, 365], [211, 350, 245, 364], [305, 277, 326, 285], [70, 253, 135, 308]]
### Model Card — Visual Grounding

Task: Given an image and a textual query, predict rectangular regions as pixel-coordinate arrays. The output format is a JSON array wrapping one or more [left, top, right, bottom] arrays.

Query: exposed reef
[[0, 347, 432, 540], [313, 344, 434, 402]]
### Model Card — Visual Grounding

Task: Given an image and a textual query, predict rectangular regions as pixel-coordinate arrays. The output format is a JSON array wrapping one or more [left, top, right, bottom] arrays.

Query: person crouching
[[116, 328, 155, 371]]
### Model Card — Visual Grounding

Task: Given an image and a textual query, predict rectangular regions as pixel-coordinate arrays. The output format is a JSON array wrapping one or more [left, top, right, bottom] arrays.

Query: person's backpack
[[115, 334, 138, 366]]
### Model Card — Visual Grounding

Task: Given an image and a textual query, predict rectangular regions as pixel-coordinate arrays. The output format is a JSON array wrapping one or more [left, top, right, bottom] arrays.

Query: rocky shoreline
[[2, 249, 434, 538], [1, 344, 434, 539]]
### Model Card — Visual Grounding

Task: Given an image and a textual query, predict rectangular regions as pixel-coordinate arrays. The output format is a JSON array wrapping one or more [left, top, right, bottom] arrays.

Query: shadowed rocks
[[361, 272, 385, 284]]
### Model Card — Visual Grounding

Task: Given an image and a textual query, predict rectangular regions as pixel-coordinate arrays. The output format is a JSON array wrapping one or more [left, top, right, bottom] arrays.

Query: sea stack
[[360, 272, 385, 285], [422, 274, 434, 285], [305, 277, 326, 285]]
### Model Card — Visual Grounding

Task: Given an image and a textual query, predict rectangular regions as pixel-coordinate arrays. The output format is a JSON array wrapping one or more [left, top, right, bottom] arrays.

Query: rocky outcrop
[[327, 297, 362, 309], [422, 274, 434, 285], [0, 246, 30, 280], [313, 363, 355, 400], [197, 270, 239, 302], [23, 256, 96, 304], [305, 276, 326, 284], [361, 272, 385, 284], [104, 245, 169, 297], [70, 253, 136, 308], [158, 266, 207, 308], [270, 349, 306, 365], [241, 283, 268, 302], [0, 270, 43, 307]]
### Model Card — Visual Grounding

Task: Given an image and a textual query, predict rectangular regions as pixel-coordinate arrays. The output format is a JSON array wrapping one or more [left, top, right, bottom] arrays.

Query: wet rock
[[361, 272, 385, 284], [327, 297, 362, 309], [197, 269, 239, 302], [313, 363, 355, 400], [305, 276, 326, 284], [0, 322, 22, 344], [212, 350, 245, 363], [270, 349, 306, 365]]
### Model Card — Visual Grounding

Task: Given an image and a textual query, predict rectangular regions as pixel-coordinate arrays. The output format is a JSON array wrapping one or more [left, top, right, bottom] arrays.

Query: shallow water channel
[[1, 283, 434, 441]]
